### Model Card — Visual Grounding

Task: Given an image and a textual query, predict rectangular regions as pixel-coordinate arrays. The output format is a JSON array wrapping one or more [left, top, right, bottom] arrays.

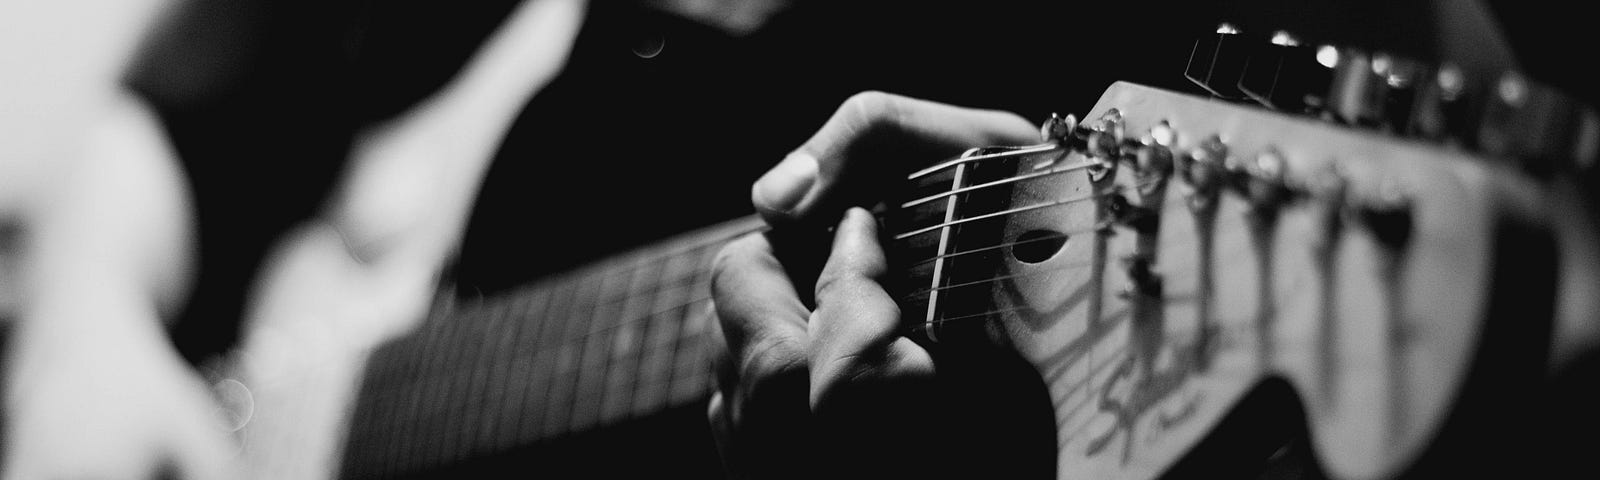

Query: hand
[[706, 92, 1037, 478], [3, 313, 238, 480]]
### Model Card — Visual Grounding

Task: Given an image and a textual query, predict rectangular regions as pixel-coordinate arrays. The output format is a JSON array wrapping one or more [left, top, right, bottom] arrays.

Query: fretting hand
[[705, 92, 1038, 478]]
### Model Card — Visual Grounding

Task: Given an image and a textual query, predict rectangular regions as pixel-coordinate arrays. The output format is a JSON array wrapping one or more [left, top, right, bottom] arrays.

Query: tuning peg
[[1406, 63, 1484, 144], [1476, 72, 1600, 179], [1181, 136, 1228, 211], [1356, 182, 1413, 252], [1238, 32, 1334, 114], [1085, 110, 1126, 181], [1040, 112, 1078, 144], [1186, 23, 1254, 101], [1133, 122, 1176, 197], [1233, 148, 1293, 209], [1326, 49, 1429, 132]]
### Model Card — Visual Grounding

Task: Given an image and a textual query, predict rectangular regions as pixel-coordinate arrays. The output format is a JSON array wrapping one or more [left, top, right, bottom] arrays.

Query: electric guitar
[[216, 75, 1591, 479], [215, 25, 1600, 480]]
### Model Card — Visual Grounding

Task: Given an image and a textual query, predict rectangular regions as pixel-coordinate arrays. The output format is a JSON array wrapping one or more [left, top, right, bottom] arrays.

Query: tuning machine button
[[1040, 112, 1079, 144], [1233, 148, 1294, 209], [1477, 72, 1600, 179], [1086, 110, 1126, 182], [1134, 122, 1177, 196], [1186, 23, 1254, 101], [1238, 31, 1334, 114], [1327, 48, 1429, 132], [1180, 136, 1228, 211]]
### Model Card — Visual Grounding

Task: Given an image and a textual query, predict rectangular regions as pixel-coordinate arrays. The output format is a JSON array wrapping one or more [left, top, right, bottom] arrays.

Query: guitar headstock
[[897, 81, 1562, 479]]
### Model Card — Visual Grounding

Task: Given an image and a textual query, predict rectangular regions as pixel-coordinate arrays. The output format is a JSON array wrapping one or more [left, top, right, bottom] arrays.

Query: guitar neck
[[342, 215, 761, 475]]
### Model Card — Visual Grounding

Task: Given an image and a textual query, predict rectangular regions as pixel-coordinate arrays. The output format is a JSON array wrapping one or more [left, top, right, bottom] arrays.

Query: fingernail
[[754, 153, 818, 214]]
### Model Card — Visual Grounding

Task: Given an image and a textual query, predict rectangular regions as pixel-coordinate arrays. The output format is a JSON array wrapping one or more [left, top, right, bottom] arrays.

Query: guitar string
[[503, 190, 1248, 349], [891, 174, 1186, 242], [391, 202, 1235, 444], [899, 206, 1248, 299], [905, 215, 1249, 333], [528, 194, 1099, 342], [550, 198, 1106, 345], [906, 143, 1066, 180], [905, 230, 1069, 267], [899, 156, 1098, 209], [550, 212, 1238, 348], [892, 191, 1104, 240]]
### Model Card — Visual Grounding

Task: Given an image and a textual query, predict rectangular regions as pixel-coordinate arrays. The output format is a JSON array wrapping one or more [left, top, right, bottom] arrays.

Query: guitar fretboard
[[339, 216, 763, 477]]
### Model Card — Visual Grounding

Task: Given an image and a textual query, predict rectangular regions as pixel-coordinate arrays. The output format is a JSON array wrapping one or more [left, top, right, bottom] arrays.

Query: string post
[[1182, 135, 1228, 211], [1134, 122, 1177, 199], [1086, 110, 1126, 182], [1041, 112, 1079, 144], [1233, 147, 1296, 210]]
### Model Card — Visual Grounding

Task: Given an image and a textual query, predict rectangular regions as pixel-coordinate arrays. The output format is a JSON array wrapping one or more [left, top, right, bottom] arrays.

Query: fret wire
[[600, 254, 665, 423], [515, 195, 1250, 353], [538, 272, 601, 438], [494, 282, 553, 449], [518, 275, 578, 442], [665, 246, 718, 405], [583, 269, 709, 334], [570, 266, 629, 430], [645, 245, 702, 412], [370, 174, 1257, 453], [923, 162, 967, 342], [907, 143, 1063, 180], [900, 156, 1093, 209], [464, 295, 511, 457], [541, 208, 1251, 348]]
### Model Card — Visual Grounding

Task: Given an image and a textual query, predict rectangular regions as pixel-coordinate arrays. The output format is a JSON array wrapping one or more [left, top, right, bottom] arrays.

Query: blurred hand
[[706, 92, 1037, 478], [3, 314, 237, 480]]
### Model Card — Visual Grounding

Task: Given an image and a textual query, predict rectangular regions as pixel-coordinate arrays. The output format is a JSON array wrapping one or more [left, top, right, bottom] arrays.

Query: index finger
[[752, 92, 1039, 227]]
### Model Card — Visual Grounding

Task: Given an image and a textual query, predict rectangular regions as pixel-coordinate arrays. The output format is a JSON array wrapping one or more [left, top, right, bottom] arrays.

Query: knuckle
[[812, 270, 860, 304], [739, 335, 808, 402], [842, 91, 905, 130], [814, 263, 885, 303], [709, 234, 764, 295], [742, 334, 806, 380]]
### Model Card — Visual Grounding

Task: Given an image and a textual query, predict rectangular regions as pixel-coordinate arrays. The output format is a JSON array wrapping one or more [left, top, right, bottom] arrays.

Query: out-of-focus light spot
[[1498, 74, 1528, 107], [1270, 31, 1299, 47], [1437, 65, 1465, 100], [1371, 54, 1392, 76], [1316, 45, 1340, 69], [1216, 23, 1240, 35], [214, 378, 255, 432], [633, 33, 665, 59]]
